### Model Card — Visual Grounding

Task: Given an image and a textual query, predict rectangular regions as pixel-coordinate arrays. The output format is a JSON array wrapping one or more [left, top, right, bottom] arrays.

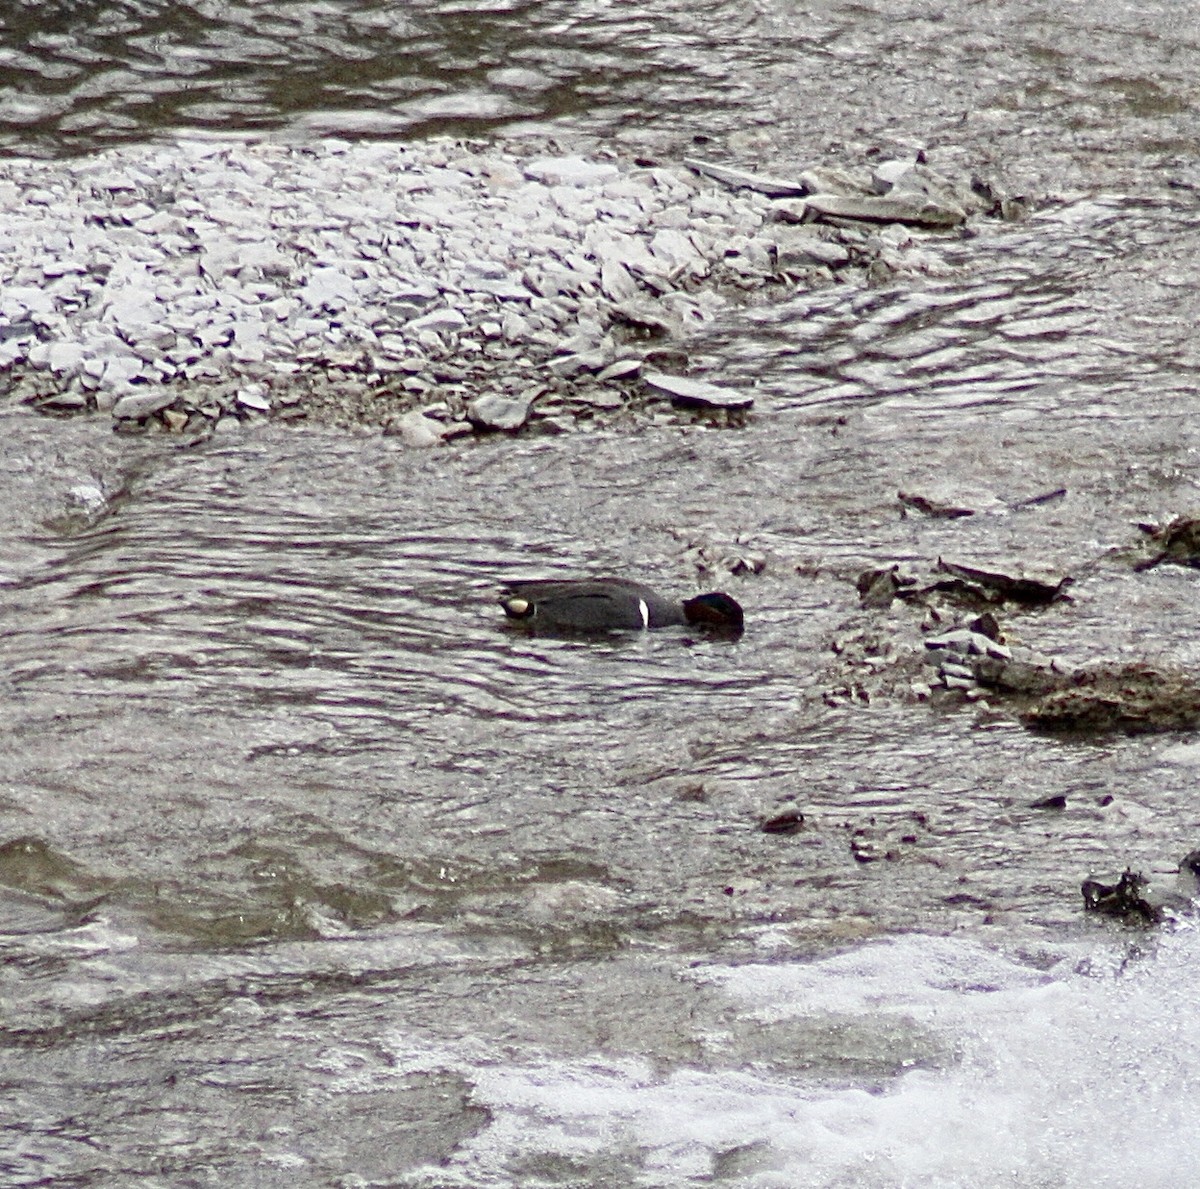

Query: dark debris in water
[[934, 558, 1074, 607], [897, 490, 975, 519], [1082, 870, 1160, 924], [1030, 794, 1067, 810], [1081, 853, 1200, 928], [855, 557, 1074, 612], [1132, 515, 1200, 571], [761, 810, 805, 835]]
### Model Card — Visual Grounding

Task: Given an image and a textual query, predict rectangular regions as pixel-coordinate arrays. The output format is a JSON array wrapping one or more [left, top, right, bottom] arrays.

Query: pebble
[[236, 387, 271, 411]]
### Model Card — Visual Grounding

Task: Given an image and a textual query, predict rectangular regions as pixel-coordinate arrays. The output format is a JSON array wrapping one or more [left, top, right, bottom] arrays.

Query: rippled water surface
[[1, 0, 1198, 191], [6, 0, 1200, 1184]]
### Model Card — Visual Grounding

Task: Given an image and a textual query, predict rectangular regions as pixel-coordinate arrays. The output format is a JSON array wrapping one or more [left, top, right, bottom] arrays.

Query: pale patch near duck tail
[[500, 595, 533, 619]]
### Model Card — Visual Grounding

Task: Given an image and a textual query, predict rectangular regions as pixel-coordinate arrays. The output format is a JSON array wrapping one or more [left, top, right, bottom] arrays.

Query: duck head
[[682, 591, 744, 632]]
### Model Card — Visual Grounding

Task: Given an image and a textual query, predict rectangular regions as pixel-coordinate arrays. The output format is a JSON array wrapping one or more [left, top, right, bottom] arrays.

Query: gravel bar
[[0, 137, 986, 436]]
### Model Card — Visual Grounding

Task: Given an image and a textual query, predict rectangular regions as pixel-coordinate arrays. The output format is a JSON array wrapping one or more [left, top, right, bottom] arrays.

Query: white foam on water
[[436, 930, 1200, 1187]]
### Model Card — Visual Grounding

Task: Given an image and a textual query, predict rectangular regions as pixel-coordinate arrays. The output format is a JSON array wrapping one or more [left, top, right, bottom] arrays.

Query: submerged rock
[[855, 565, 917, 609], [897, 490, 975, 519], [1017, 662, 1200, 735], [111, 391, 176, 421], [855, 557, 1073, 611], [385, 409, 449, 448], [761, 810, 805, 835], [772, 229, 853, 270]]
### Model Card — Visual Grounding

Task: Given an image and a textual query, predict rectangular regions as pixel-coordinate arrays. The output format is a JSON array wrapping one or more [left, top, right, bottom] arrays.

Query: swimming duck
[[498, 577, 744, 632]]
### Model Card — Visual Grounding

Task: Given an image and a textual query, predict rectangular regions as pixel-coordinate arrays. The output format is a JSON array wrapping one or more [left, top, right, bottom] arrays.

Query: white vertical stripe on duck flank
[[638, 599, 649, 628]]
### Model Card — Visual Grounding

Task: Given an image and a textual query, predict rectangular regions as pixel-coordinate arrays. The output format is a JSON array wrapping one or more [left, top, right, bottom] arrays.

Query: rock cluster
[[1132, 515, 1200, 571], [839, 544, 1200, 736], [0, 138, 1008, 437]]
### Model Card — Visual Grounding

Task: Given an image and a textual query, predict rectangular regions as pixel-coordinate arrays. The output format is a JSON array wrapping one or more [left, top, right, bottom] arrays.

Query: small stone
[[547, 351, 607, 379], [596, 358, 641, 382], [571, 388, 623, 410], [774, 232, 852, 269], [407, 307, 468, 334], [386, 410, 447, 448], [236, 387, 272, 411], [35, 392, 87, 410], [924, 630, 981, 653], [871, 159, 917, 192], [684, 157, 807, 197], [161, 409, 189, 433], [761, 810, 804, 835], [803, 192, 967, 228], [297, 266, 357, 310], [1030, 794, 1068, 810], [102, 356, 146, 387], [47, 342, 84, 374]]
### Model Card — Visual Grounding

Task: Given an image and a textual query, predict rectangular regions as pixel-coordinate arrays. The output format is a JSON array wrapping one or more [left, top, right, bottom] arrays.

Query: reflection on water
[[0, 0, 1196, 186], [0, 0, 768, 156]]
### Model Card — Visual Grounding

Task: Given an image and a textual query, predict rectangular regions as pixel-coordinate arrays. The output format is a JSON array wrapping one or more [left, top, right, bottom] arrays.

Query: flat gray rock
[[467, 390, 536, 431], [803, 192, 967, 228], [524, 156, 621, 187], [684, 158, 807, 198], [596, 358, 641, 382], [407, 307, 469, 334], [774, 231, 852, 269], [643, 371, 753, 411], [111, 391, 176, 420]]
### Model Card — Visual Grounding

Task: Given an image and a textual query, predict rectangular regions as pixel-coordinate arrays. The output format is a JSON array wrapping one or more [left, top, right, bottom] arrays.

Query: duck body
[[498, 577, 743, 633]]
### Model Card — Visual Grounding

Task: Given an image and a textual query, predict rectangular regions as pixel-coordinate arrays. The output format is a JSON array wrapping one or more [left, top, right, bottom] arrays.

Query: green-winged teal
[[498, 577, 744, 632]]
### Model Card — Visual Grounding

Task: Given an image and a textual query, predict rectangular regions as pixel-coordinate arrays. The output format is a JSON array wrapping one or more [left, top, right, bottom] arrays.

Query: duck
[[498, 577, 744, 633]]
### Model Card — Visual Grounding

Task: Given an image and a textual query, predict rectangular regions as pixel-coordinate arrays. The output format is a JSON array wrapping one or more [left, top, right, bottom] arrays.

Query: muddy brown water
[[5, 0, 1200, 1184]]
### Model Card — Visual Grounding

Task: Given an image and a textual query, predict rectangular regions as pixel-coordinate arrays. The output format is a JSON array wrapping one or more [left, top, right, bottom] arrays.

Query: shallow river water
[[4, 1, 1200, 1186]]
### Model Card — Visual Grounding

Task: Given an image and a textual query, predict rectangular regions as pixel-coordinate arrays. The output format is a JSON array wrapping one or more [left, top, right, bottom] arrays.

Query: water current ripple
[[0, 0, 772, 156], [7, 2, 1200, 1175]]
